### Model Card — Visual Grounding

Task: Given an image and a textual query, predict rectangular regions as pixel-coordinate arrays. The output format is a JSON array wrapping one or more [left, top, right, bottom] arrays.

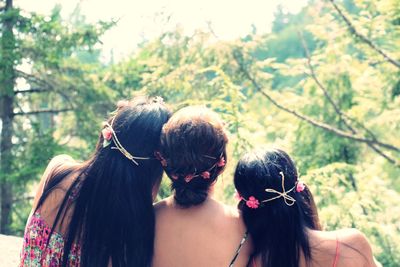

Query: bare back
[[153, 197, 252, 267]]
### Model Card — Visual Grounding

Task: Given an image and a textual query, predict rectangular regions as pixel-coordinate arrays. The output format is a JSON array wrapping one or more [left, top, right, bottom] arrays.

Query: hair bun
[[172, 182, 208, 207]]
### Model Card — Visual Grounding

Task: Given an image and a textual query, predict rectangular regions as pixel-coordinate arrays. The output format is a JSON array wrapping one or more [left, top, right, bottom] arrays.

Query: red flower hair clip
[[236, 192, 260, 209], [167, 154, 226, 183], [217, 157, 226, 167], [201, 171, 210, 179], [184, 174, 195, 183], [296, 181, 305, 192], [246, 196, 260, 209], [102, 127, 113, 147]]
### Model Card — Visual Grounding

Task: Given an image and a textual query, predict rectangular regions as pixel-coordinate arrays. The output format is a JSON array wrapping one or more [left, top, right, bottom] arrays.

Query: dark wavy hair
[[234, 148, 321, 267], [35, 96, 171, 267], [159, 106, 227, 207]]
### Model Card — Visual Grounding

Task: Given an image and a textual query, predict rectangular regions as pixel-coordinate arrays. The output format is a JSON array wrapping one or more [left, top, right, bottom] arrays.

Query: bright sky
[[15, 0, 307, 61]]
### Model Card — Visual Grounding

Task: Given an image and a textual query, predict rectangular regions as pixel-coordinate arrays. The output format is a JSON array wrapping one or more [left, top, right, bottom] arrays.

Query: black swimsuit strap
[[228, 231, 249, 267]]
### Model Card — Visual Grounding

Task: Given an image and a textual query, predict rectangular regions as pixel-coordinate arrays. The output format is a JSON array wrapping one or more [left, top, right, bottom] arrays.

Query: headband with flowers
[[102, 120, 151, 166], [236, 172, 305, 209], [154, 152, 226, 183]]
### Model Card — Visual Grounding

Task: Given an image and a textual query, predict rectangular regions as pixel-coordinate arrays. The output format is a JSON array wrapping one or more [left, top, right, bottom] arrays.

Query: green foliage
[[294, 73, 360, 172], [304, 163, 400, 266], [0, 3, 115, 233], [1, 0, 399, 265]]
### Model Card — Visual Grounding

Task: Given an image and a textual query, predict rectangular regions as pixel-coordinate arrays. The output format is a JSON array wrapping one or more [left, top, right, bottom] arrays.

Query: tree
[[0, 1, 114, 233], [232, 0, 399, 168], [0, 0, 16, 234]]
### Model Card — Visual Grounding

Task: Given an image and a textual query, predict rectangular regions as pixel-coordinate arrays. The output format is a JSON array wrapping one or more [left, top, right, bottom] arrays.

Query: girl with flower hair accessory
[[234, 148, 381, 267], [20, 96, 171, 267], [152, 106, 251, 267]]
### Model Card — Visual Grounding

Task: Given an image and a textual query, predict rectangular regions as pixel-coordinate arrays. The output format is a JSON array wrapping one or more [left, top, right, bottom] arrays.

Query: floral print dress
[[19, 211, 81, 267]]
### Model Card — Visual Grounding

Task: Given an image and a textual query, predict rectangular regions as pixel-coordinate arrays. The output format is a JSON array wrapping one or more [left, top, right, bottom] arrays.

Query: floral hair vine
[[236, 172, 306, 209], [154, 152, 226, 183], [102, 120, 151, 166]]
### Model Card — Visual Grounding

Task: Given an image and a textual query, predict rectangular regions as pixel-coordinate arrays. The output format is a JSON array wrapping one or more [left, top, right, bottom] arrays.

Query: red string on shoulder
[[332, 237, 340, 267]]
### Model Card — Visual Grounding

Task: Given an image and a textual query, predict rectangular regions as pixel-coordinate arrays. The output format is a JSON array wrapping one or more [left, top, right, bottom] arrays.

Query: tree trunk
[[0, 0, 15, 234]]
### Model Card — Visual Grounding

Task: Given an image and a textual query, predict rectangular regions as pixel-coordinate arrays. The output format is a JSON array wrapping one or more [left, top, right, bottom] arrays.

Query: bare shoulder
[[30, 154, 77, 217], [154, 198, 168, 212], [219, 203, 247, 234], [337, 228, 370, 250], [221, 203, 240, 219], [311, 229, 378, 267], [336, 228, 377, 267], [154, 197, 174, 216], [49, 154, 75, 165]]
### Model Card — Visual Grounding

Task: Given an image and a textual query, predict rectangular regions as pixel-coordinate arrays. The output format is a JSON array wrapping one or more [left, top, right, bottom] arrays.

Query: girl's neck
[[169, 195, 218, 211]]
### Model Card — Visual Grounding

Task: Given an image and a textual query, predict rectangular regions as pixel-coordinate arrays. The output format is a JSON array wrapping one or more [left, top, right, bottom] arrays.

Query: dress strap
[[332, 236, 340, 267], [228, 231, 248, 267]]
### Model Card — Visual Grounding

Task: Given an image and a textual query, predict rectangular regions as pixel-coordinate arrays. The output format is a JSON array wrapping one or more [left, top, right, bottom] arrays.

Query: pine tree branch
[[14, 88, 50, 94], [233, 49, 400, 155], [15, 70, 52, 88], [13, 108, 72, 116], [15, 70, 75, 109], [298, 31, 357, 134], [297, 31, 399, 166], [329, 0, 400, 70]]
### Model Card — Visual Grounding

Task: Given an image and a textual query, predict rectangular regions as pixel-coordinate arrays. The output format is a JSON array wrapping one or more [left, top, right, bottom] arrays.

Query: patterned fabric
[[19, 212, 81, 267]]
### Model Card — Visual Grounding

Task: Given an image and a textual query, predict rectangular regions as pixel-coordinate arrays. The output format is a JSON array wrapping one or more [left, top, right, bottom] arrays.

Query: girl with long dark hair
[[234, 148, 380, 267], [20, 96, 171, 267], [152, 106, 252, 267]]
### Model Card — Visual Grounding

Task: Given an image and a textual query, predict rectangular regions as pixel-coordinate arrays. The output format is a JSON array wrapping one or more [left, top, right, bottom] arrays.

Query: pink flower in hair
[[234, 191, 243, 201], [246, 196, 260, 209], [102, 128, 113, 141], [184, 174, 195, 183], [296, 181, 305, 192], [201, 171, 210, 179], [217, 157, 226, 167], [171, 174, 178, 180]]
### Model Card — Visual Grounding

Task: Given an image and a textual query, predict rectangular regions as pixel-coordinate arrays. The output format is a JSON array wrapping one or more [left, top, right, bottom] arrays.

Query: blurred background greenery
[[0, 0, 399, 265]]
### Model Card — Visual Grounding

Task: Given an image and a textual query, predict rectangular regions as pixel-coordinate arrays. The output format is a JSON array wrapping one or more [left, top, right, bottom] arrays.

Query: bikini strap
[[332, 236, 340, 267], [228, 231, 249, 267]]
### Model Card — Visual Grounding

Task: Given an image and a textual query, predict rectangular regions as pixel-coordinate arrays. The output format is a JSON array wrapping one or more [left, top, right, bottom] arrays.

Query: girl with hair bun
[[153, 106, 252, 267], [234, 148, 380, 267]]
